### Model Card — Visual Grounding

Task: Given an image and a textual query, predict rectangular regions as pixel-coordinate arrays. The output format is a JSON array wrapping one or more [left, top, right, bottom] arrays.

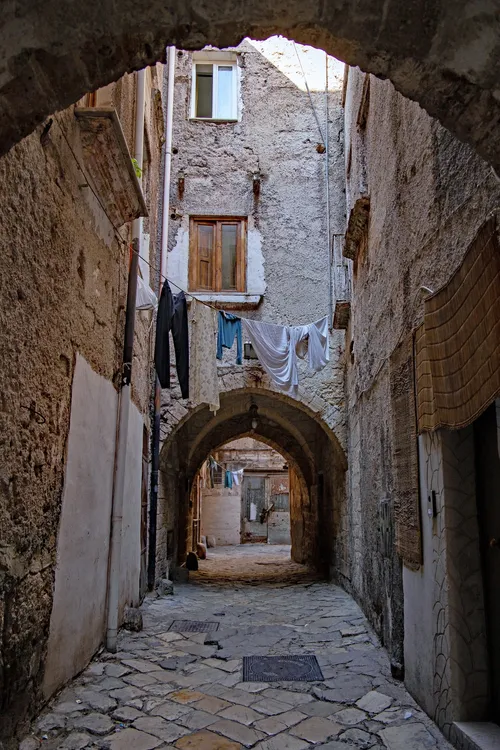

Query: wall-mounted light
[[252, 171, 261, 198], [178, 170, 185, 200], [249, 403, 259, 431]]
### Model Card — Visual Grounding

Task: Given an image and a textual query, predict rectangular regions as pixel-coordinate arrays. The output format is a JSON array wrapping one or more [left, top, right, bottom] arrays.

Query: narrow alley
[[2, 4, 500, 750], [23, 546, 451, 750]]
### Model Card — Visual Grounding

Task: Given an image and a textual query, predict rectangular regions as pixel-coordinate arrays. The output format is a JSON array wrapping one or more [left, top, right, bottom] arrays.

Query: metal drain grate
[[169, 620, 220, 633], [243, 655, 323, 682]]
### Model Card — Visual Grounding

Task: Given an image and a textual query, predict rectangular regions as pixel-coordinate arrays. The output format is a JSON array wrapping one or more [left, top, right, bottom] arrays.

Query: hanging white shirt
[[189, 298, 220, 414], [243, 316, 329, 394], [231, 469, 244, 486]]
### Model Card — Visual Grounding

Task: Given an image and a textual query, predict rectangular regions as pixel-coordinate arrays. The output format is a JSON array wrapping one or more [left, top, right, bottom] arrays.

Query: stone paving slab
[[20, 546, 454, 750], [175, 729, 242, 749], [107, 727, 163, 750], [290, 716, 342, 743]]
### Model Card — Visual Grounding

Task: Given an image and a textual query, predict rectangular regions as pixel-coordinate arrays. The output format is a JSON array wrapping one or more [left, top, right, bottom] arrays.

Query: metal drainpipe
[[106, 69, 146, 652], [325, 52, 332, 329], [148, 46, 176, 591]]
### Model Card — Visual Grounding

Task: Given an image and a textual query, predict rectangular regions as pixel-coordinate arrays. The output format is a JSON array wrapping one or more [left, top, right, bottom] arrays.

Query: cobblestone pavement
[[190, 545, 319, 584], [21, 546, 453, 750]]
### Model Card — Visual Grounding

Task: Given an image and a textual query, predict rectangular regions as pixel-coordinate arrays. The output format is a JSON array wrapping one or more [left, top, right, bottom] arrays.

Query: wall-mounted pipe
[[325, 53, 333, 329], [106, 69, 146, 652], [149, 47, 176, 591], [161, 46, 176, 277]]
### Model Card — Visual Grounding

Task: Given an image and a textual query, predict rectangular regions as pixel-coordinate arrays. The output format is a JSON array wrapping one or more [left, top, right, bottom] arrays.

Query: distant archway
[[158, 388, 347, 578], [2, 4, 500, 172]]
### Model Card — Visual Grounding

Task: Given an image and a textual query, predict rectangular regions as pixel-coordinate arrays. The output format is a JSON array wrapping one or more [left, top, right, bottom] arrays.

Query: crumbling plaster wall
[[343, 66, 500, 704], [408, 429, 490, 741], [157, 39, 348, 575], [0, 68, 163, 740], [167, 39, 345, 323], [160, 37, 347, 455]]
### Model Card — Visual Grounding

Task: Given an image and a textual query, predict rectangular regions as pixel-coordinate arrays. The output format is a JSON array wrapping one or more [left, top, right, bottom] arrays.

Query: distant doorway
[[197, 438, 291, 549], [475, 400, 500, 723], [242, 473, 290, 544]]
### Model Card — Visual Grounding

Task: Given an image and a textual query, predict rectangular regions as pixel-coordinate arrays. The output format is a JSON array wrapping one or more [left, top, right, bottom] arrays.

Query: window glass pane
[[197, 224, 215, 289], [196, 64, 213, 118], [221, 224, 238, 290], [217, 65, 234, 119]]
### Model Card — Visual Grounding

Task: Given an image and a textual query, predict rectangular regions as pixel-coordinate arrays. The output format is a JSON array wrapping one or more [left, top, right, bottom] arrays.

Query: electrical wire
[[55, 107, 500, 388], [293, 43, 325, 145], [207, 455, 249, 471], [54, 115, 129, 251]]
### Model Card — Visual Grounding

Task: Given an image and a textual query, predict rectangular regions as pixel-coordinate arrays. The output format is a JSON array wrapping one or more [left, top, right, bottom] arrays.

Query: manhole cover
[[243, 655, 323, 682], [169, 620, 220, 633]]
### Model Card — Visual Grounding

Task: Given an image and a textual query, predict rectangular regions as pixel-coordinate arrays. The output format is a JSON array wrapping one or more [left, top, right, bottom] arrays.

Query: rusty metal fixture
[[178, 170, 185, 199], [252, 171, 261, 197], [344, 195, 370, 261]]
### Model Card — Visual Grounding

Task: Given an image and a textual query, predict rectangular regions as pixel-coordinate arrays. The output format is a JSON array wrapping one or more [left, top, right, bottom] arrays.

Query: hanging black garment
[[154, 282, 189, 398]]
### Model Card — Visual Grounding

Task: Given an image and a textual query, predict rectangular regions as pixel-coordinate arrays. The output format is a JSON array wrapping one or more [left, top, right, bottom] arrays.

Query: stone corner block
[[123, 606, 143, 632]]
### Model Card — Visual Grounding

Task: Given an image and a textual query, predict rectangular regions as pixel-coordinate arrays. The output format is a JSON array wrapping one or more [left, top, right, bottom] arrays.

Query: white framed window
[[190, 51, 239, 121]]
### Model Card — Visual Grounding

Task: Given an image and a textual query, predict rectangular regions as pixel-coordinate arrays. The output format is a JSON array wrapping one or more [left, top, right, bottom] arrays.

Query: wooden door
[[241, 475, 267, 542]]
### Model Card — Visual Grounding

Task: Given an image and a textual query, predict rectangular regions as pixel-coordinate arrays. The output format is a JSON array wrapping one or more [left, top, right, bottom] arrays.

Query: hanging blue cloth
[[224, 470, 233, 489], [217, 311, 243, 365]]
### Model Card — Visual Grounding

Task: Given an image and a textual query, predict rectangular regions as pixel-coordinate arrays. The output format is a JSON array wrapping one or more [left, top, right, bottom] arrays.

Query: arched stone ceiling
[[2, 2, 500, 171], [160, 388, 347, 487]]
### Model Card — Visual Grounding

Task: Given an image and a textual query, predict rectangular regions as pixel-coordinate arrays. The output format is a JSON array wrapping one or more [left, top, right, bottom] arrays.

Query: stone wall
[[0, 67, 163, 740], [158, 38, 348, 575], [159, 386, 346, 575], [218, 438, 288, 472], [343, 65, 500, 712], [160, 37, 346, 452]]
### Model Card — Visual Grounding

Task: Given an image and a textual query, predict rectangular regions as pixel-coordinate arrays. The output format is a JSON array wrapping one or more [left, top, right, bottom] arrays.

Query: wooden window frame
[[189, 216, 247, 293]]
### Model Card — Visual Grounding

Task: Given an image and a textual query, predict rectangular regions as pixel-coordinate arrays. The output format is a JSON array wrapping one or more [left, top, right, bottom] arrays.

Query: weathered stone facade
[[343, 65, 500, 737], [0, 68, 164, 741], [198, 438, 290, 548], [2, 20, 500, 749], [157, 38, 348, 579]]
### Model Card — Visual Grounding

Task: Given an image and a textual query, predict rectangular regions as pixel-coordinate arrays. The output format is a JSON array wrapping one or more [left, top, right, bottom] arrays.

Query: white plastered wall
[[119, 401, 143, 615], [168, 214, 266, 297], [201, 487, 241, 545], [403, 428, 489, 734], [43, 354, 142, 697]]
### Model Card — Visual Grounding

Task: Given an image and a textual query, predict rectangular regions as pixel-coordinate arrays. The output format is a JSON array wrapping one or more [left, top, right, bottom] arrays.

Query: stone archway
[[2, 3, 500, 172], [158, 388, 347, 579]]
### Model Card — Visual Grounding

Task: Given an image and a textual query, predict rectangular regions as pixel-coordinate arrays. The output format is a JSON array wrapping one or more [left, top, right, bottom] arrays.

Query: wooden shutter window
[[196, 223, 215, 290], [190, 217, 247, 292]]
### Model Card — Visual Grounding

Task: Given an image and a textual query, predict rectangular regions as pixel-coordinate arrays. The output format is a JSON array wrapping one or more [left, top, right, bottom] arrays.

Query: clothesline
[[207, 455, 247, 472], [206, 456, 245, 489], [133, 247, 326, 330]]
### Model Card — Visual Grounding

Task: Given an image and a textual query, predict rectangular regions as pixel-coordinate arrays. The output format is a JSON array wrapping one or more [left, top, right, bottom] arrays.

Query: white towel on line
[[243, 316, 329, 394]]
